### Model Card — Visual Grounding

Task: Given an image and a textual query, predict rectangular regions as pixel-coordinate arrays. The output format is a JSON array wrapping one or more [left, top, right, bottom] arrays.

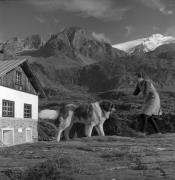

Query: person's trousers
[[138, 114, 159, 133]]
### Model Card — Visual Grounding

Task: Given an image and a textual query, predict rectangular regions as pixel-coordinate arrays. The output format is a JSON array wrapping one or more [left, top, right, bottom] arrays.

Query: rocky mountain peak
[[1, 34, 44, 57], [113, 33, 175, 54], [142, 34, 175, 52], [42, 26, 126, 60]]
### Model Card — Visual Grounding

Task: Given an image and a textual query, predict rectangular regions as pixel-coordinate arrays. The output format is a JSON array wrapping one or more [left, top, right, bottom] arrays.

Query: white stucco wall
[[0, 86, 38, 120]]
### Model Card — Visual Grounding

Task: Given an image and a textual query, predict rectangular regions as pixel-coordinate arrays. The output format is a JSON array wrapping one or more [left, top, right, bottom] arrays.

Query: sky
[[0, 0, 175, 44]]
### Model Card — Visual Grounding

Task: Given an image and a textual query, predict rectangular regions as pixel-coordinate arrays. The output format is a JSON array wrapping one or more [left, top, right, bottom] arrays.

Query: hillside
[[25, 31, 175, 96], [4, 27, 127, 105], [0, 134, 175, 180], [148, 43, 175, 59], [1, 28, 175, 106]]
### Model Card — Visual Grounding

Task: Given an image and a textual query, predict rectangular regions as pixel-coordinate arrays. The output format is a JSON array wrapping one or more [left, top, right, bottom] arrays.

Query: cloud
[[0, 0, 21, 1], [125, 26, 134, 36], [165, 26, 175, 36], [92, 32, 111, 43], [34, 15, 61, 25], [53, 17, 60, 24], [28, 0, 128, 21], [0, 31, 4, 42], [34, 16, 46, 23], [140, 0, 174, 15], [152, 26, 160, 32]]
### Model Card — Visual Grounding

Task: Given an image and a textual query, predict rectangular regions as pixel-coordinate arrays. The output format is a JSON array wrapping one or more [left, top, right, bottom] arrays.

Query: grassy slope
[[0, 134, 175, 180], [37, 90, 175, 142]]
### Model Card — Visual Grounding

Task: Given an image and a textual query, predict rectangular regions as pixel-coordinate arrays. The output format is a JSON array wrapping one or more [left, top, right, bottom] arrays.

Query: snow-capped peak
[[112, 34, 175, 53], [142, 34, 175, 52]]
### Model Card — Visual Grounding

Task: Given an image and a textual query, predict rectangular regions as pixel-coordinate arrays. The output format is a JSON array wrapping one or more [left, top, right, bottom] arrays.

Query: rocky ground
[[0, 134, 175, 180]]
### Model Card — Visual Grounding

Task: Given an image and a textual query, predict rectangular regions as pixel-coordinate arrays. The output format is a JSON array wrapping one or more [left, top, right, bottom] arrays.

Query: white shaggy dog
[[56, 101, 115, 142]]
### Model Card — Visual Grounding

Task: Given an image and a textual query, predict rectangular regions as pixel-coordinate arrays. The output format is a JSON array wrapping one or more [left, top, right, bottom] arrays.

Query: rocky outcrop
[[41, 27, 126, 62], [1, 35, 44, 59], [148, 43, 175, 59]]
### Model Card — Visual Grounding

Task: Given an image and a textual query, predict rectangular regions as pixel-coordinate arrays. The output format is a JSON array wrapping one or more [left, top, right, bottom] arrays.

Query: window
[[16, 71, 22, 85], [2, 100, 15, 117], [24, 104, 32, 118]]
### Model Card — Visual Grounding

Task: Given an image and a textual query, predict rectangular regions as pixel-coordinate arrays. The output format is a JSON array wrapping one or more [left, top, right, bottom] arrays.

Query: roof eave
[[21, 61, 46, 98]]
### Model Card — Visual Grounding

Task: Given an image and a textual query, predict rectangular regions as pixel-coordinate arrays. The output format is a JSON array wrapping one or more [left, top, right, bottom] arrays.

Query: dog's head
[[99, 100, 116, 114]]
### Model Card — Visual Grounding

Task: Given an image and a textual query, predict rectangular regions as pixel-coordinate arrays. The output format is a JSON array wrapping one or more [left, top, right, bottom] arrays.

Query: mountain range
[[1, 27, 175, 105], [113, 34, 175, 55]]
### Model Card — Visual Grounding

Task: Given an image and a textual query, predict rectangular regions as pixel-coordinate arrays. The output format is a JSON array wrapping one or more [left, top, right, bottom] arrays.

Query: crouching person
[[133, 72, 162, 134]]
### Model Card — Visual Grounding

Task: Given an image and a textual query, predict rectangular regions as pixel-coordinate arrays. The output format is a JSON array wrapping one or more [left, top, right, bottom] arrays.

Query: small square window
[[2, 100, 14, 117], [24, 104, 32, 118], [16, 71, 22, 85]]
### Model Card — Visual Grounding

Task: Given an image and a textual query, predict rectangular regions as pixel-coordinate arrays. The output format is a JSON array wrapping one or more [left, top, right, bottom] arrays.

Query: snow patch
[[142, 34, 175, 52], [112, 34, 175, 53]]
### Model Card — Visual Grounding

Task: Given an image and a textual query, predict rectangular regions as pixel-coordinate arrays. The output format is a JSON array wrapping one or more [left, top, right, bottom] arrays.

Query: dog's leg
[[56, 119, 71, 142], [57, 128, 64, 142], [95, 125, 100, 135], [64, 120, 74, 140], [96, 124, 105, 136], [64, 128, 70, 140], [85, 124, 94, 137]]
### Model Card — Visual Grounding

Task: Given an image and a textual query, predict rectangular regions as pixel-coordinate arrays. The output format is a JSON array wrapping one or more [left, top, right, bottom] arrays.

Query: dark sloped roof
[[0, 58, 46, 98], [0, 58, 26, 77]]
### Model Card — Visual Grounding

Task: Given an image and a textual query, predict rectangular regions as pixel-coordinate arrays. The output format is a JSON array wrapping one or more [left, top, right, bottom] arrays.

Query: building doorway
[[2, 128, 14, 146], [26, 128, 32, 142]]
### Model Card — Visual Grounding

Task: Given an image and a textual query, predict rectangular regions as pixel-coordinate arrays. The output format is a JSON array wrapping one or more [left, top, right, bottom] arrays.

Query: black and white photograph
[[0, 0, 175, 179]]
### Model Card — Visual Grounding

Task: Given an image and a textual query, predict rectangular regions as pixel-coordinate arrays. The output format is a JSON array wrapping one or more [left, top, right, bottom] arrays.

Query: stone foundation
[[0, 118, 38, 146]]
